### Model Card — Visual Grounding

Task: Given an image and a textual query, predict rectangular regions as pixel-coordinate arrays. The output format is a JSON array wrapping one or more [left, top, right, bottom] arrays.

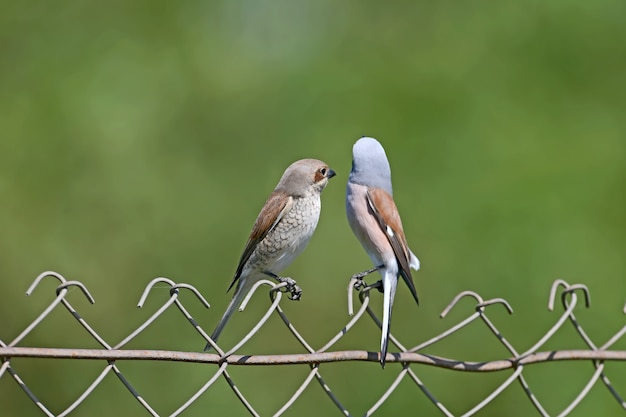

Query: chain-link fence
[[1, 271, 625, 416]]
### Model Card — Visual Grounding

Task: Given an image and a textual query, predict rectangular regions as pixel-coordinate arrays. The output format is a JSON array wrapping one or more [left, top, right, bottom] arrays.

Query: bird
[[205, 158, 336, 351], [345, 137, 420, 367]]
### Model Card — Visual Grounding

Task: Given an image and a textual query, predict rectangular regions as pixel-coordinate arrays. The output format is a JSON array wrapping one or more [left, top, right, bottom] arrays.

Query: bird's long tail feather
[[380, 272, 398, 368], [204, 279, 250, 351]]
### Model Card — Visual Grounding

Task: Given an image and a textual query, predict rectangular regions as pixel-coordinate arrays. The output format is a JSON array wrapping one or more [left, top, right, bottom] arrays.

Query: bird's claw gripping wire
[[350, 266, 381, 291], [264, 272, 302, 300]]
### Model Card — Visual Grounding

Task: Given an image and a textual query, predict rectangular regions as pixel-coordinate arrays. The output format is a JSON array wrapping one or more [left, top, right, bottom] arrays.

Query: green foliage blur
[[1, 1, 625, 416]]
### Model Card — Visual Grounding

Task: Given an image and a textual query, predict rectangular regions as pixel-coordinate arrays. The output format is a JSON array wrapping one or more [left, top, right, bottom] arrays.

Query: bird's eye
[[320, 168, 327, 175]]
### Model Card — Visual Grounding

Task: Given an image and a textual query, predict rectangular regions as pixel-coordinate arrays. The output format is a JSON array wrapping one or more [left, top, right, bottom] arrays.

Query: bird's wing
[[227, 191, 293, 292], [366, 188, 419, 305]]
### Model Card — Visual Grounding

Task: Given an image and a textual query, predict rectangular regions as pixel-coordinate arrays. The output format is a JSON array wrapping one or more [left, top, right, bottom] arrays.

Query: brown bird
[[206, 158, 335, 350]]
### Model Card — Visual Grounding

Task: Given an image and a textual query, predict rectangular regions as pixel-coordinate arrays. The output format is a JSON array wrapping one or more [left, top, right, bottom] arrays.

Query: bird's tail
[[204, 279, 251, 351], [409, 250, 420, 271], [380, 271, 398, 368]]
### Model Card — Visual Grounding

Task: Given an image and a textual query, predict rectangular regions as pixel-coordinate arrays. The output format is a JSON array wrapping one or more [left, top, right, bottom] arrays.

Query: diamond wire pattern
[[1, 271, 625, 416]]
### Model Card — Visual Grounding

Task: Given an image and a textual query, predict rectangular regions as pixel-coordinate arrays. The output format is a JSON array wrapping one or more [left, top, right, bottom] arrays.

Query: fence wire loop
[[475, 298, 514, 314], [25, 270, 69, 296], [1, 271, 625, 417], [440, 290, 484, 318], [137, 277, 178, 307], [548, 279, 591, 311], [560, 283, 591, 309], [55, 281, 95, 304], [170, 283, 211, 309]]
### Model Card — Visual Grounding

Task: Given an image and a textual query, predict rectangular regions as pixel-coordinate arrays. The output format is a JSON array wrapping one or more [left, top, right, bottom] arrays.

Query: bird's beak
[[327, 168, 336, 179]]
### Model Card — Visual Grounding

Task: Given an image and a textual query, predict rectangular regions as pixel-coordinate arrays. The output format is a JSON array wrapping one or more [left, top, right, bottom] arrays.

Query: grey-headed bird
[[346, 137, 420, 367], [206, 158, 335, 350]]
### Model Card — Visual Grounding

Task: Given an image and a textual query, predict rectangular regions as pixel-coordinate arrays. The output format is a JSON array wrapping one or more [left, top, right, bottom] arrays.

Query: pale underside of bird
[[346, 136, 420, 368], [205, 158, 335, 352]]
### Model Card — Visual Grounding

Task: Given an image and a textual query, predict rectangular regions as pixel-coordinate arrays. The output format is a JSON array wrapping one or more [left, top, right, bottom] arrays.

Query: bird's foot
[[264, 271, 302, 300], [353, 276, 367, 291], [351, 266, 381, 291], [278, 276, 303, 300], [371, 280, 384, 293]]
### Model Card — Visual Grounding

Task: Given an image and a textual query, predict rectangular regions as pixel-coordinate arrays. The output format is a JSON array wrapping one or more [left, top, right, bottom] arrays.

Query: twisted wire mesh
[[1, 271, 625, 416]]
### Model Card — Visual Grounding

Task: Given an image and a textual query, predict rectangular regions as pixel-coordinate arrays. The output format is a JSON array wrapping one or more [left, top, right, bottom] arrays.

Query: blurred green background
[[1, 1, 625, 416]]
